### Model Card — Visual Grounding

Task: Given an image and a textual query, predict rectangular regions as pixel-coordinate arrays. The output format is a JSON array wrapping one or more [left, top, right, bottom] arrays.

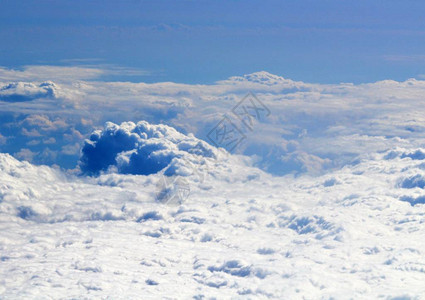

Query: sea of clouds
[[1, 66, 425, 298]]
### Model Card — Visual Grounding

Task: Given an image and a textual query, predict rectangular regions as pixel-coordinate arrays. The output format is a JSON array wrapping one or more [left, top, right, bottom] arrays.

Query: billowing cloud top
[[219, 71, 305, 87], [80, 121, 218, 176]]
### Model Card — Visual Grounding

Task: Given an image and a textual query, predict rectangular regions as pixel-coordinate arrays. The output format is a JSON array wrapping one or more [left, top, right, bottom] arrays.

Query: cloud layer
[[1, 144, 425, 298], [2, 68, 425, 176]]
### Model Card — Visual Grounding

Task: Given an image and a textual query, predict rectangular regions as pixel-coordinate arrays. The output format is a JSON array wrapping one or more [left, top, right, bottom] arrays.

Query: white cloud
[[1, 144, 425, 297], [61, 143, 80, 155], [21, 128, 42, 137], [0, 133, 7, 145], [26, 139, 40, 146], [0, 65, 151, 83], [3, 68, 425, 175], [14, 148, 37, 162], [0, 81, 59, 102], [0, 66, 105, 82], [2, 68, 425, 299], [21, 115, 68, 132], [43, 137, 56, 145]]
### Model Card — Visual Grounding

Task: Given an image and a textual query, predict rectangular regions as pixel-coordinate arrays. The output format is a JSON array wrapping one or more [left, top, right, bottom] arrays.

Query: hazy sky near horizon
[[1, 0, 425, 84]]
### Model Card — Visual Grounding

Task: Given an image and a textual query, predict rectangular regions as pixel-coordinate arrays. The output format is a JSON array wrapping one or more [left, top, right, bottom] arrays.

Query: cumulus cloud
[[217, 71, 310, 93], [61, 143, 80, 155], [80, 121, 217, 176], [0, 113, 95, 167], [21, 128, 43, 137], [0, 81, 58, 102], [43, 137, 56, 145], [21, 115, 68, 132], [26, 139, 40, 146], [14, 148, 37, 162]]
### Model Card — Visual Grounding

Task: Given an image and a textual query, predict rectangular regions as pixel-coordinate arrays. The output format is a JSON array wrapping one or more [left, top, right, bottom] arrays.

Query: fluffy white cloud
[[42, 137, 56, 145], [0, 81, 58, 102], [60, 142, 80, 155], [1, 143, 425, 298], [21, 115, 68, 132]]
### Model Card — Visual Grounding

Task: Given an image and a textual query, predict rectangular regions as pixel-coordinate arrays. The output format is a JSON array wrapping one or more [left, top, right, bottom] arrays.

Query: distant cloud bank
[[1, 67, 425, 176]]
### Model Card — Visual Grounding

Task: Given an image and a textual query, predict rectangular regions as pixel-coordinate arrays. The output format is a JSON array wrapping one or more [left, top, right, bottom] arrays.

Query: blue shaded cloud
[[79, 121, 217, 176], [0, 81, 58, 102]]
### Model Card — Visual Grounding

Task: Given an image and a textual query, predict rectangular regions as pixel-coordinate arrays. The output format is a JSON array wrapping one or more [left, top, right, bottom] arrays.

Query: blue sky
[[1, 0, 425, 84]]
